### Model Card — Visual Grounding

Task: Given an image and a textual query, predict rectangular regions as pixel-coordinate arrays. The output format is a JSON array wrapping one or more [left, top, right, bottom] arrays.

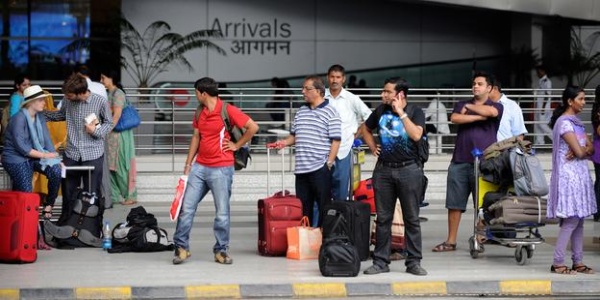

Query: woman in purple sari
[[548, 86, 597, 275]]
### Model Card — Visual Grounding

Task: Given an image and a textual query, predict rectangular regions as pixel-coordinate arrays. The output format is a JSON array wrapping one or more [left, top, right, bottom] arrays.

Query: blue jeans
[[295, 164, 332, 227], [331, 153, 352, 201], [372, 162, 423, 268], [174, 163, 234, 253]]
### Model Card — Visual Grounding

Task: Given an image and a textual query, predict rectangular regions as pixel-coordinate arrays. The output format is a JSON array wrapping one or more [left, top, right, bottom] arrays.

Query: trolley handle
[[63, 165, 95, 191], [265, 146, 285, 196]]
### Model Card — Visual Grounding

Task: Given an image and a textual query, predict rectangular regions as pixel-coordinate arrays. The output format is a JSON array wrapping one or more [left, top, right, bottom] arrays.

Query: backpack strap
[[404, 104, 426, 166], [329, 212, 350, 237], [220, 102, 243, 143], [195, 102, 242, 143], [221, 102, 231, 134]]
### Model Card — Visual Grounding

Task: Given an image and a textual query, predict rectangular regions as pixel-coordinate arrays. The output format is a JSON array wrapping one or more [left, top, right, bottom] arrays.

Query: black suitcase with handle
[[321, 201, 370, 261]]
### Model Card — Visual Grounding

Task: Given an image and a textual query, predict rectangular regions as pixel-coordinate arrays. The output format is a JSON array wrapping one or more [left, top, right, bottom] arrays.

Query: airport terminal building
[[1, 0, 600, 90]]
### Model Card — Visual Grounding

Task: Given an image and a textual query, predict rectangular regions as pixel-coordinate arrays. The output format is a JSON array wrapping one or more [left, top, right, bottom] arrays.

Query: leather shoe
[[406, 265, 428, 276], [363, 264, 390, 275]]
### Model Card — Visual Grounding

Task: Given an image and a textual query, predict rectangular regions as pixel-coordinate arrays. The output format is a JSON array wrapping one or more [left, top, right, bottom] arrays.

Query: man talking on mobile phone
[[361, 77, 427, 276]]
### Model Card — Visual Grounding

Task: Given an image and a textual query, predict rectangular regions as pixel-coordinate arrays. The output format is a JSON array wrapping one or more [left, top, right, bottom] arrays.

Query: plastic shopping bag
[[286, 216, 322, 260], [371, 201, 405, 251], [170, 175, 188, 221]]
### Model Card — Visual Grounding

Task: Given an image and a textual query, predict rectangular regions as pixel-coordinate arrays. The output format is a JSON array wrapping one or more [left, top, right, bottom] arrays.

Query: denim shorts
[[445, 162, 475, 212]]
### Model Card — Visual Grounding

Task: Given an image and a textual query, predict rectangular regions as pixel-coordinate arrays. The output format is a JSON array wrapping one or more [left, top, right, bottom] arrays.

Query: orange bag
[[286, 216, 322, 260]]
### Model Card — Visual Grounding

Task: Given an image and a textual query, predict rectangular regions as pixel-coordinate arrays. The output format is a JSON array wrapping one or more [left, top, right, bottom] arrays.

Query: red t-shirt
[[193, 99, 250, 167]]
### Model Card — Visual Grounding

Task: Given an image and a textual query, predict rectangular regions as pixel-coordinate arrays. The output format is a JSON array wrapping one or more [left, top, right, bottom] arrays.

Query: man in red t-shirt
[[172, 77, 258, 265]]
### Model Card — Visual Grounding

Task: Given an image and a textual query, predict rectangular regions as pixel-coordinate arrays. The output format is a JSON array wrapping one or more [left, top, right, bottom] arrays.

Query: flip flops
[[572, 264, 595, 274], [432, 242, 456, 252], [550, 265, 576, 275]]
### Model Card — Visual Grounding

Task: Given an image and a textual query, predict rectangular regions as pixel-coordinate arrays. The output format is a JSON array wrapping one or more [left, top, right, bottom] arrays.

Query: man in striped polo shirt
[[269, 75, 341, 226]]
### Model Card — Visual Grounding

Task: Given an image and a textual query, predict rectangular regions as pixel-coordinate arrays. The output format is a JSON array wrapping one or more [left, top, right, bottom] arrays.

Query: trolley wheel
[[526, 245, 534, 259], [515, 246, 530, 265], [468, 236, 480, 259]]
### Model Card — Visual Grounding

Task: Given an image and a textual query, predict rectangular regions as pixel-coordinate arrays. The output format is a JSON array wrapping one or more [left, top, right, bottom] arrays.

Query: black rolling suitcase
[[321, 201, 370, 261]]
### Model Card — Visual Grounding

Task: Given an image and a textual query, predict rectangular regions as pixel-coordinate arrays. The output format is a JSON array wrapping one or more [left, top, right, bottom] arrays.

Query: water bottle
[[102, 221, 112, 250]]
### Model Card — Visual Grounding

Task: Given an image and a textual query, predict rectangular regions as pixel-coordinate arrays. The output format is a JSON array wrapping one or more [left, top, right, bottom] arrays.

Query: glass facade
[[0, 0, 119, 81]]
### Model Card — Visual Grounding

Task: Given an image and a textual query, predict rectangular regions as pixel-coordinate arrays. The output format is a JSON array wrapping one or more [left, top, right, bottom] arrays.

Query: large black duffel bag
[[318, 236, 360, 277], [318, 213, 360, 277]]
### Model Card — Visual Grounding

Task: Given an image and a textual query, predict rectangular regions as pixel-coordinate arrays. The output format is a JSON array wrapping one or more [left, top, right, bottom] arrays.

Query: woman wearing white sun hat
[[1, 85, 62, 220]]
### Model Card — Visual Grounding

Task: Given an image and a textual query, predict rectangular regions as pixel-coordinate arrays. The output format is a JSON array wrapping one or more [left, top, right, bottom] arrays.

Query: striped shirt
[[44, 93, 113, 161], [291, 99, 341, 174]]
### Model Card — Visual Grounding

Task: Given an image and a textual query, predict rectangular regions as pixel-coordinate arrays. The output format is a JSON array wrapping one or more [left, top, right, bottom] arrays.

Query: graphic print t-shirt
[[364, 104, 425, 163]]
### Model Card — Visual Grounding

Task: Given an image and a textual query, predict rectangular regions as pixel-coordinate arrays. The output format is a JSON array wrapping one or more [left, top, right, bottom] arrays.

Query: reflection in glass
[[1, 0, 91, 79]]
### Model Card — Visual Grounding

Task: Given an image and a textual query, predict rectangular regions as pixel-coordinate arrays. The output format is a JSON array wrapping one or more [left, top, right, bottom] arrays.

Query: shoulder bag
[[114, 102, 141, 132]]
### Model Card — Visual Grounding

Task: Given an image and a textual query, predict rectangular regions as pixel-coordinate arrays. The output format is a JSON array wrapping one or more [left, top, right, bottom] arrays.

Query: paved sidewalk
[[1, 200, 599, 299], [1, 152, 599, 299]]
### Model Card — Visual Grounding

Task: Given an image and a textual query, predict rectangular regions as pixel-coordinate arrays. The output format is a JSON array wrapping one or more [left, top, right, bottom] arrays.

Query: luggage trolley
[[469, 148, 545, 265]]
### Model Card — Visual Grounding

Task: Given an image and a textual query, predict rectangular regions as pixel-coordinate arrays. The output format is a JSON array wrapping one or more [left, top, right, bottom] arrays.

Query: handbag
[[234, 146, 250, 170], [114, 104, 141, 132], [286, 216, 322, 260]]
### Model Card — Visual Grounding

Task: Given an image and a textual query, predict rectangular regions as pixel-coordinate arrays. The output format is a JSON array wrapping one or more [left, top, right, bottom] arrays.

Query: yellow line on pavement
[[186, 284, 241, 299], [293, 283, 346, 298], [75, 287, 131, 299], [500, 280, 551, 295], [392, 281, 447, 295], [0, 289, 19, 300]]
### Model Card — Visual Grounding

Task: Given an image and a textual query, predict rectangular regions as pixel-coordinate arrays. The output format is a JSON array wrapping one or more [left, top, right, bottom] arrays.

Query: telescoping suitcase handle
[[63, 165, 95, 189], [266, 148, 285, 196]]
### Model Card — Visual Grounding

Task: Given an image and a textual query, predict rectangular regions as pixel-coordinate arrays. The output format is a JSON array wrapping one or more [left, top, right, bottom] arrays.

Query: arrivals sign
[[210, 18, 292, 55]]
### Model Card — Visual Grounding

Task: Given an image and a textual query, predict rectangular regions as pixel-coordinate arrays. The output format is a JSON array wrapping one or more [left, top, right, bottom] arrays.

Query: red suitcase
[[258, 149, 303, 256], [0, 191, 40, 263]]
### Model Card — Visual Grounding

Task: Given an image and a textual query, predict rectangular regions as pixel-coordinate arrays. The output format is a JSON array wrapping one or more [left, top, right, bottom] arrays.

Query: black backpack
[[404, 104, 429, 206], [405, 104, 429, 165], [108, 206, 174, 253], [44, 190, 104, 248], [318, 214, 361, 277]]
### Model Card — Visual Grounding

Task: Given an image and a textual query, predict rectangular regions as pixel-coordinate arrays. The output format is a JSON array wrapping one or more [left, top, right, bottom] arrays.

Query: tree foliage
[[567, 27, 600, 88], [508, 45, 539, 88], [120, 17, 226, 88]]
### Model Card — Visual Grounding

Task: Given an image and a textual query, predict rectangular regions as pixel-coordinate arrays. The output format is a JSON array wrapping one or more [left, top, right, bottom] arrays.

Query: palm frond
[[120, 17, 143, 45], [183, 29, 224, 39], [142, 21, 171, 42], [120, 18, 226, 88], [583, 31, 600, 57]]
